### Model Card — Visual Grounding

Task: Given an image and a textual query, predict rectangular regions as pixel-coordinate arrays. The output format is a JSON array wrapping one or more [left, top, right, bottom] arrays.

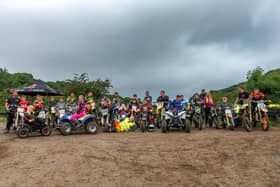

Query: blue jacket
[[169, 100, 183, 111]]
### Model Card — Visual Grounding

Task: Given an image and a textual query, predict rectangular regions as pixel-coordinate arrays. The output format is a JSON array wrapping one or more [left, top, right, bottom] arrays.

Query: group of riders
[[3, 86, 271, 135]]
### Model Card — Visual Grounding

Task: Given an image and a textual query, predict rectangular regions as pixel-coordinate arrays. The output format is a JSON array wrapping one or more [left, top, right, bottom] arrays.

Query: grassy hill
[[211, 68, 280, 104]]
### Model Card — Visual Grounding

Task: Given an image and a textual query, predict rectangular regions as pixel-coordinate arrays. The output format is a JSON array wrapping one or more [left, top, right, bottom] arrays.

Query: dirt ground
[[0, 123, 279, 187]]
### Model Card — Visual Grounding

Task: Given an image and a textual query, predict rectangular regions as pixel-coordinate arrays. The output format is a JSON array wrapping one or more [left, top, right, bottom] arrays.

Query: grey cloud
[[0, 0, 279, 99]]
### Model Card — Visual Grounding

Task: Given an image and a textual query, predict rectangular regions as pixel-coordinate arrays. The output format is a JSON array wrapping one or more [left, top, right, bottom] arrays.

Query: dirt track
[[0, 123, 279, 187]]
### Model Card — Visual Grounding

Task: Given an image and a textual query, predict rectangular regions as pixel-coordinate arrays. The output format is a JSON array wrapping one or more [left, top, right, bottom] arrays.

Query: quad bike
[[192, 105, 203, 130], [234, 103, 252, 132], [56, 114, 98, 136], [139, 107, 155, 132], [17, 110, 51, 138], [161, 109, 191, 133], [207, 107, 220, 129], [252, 100, 270, 131], [219, 106, 235, 130]]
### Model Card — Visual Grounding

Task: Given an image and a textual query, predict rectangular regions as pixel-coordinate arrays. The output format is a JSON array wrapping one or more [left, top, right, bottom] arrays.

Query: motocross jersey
[[169, 100, 183, 111], [6, 97, 20, 106], [128, 99, 140, 109], [86, 96, 94, 104], [191, 98, 204, 106], [67, 97, 76, 105], [139, 104, 152, 112], [220, 102, 231, 110], [112, 97, 122, 107], [250, 92, 266, 101], [157, 96, 169, 107], [144, 96, 153, 105], [47, 101, 56, 111], [100, 98, 110, 108], [19, 101, 29, 112], [56, 102, 66, 110], [238, 91, 249, 104]]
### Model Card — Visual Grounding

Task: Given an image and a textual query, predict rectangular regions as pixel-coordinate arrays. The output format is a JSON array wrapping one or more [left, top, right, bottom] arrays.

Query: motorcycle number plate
[[17, 108, 24, 113], [195, 107, 201, 113], [59, 110, 65, 117], [102, 109, 108, 116], [39, 111, 46, 119], [257, 103, 265, 107], [51, 107, 56, 114], [225, 109, 232, 115], [132, 106, 137, 111]]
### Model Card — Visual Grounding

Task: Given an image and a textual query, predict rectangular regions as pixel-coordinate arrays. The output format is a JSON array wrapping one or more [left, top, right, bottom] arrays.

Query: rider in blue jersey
[[169, 95, 184, 111]]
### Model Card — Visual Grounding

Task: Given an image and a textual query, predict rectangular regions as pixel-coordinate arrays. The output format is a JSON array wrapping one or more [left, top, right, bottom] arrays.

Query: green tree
[[246, 66, 264, 92], [64, 73, 112, 100]]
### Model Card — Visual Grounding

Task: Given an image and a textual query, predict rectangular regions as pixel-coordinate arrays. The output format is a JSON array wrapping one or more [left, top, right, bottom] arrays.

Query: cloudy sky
[[0, 0, 279, 99]]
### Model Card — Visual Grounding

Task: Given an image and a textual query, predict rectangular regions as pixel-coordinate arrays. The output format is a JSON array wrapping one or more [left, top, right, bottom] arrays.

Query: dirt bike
[[66, 104, 76, 115], [155, 102, 166, 128], [87, 102, 99, 118], [220, 106, 235, 130], [47, 106, 57, 128], [161, 109, 191, 133], [252, 100, 270, 131], [56, 114, 98, 136], [192, 105, 203, 130], [56, 108, 66, 126], [207, 107, 220, 129], [129, 105, 139, 124], [109, 106, 120, 132], [100, 107, 111, 132], [139, 107, 155, 132], [234, 103, 252, 132], [14, 107, 25, 131], [7, 105, 18, 130]]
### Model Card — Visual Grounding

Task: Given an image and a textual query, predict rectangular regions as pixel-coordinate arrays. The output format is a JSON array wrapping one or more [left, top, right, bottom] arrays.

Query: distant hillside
[[212, 68, 280, 104]]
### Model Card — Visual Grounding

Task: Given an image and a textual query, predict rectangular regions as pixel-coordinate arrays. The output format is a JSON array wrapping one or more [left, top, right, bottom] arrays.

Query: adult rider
[[234, 87, 250, 106], [249, 88, 269, 126], [169, 95, 183, 111], [156, 90, 169, 116], [4, 91, 20, 133]]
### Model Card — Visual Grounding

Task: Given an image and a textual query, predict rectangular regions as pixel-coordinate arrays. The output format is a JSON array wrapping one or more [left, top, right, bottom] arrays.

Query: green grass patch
[[270, 121, 280, 127], [0, 117, 6, 122]]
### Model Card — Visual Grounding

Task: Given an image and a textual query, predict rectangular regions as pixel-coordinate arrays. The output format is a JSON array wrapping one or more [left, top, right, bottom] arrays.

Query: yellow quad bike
[[252, 100, 270, 131], [234, 103, 252, 132], [155, 102, 165, 128]]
